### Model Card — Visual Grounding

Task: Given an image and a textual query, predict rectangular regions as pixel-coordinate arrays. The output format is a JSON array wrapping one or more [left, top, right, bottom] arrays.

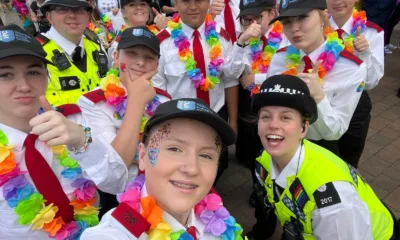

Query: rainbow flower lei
[[168, 14, 224, 91], [247, 21, 283, 96], [100, 14, 116, 42], [87, 22, 115, 46], [0, 130, 99, 239], [343, 9, 367, 53], [117, 174, 244, 239], [114, 24, 159, 43], [283, 31, 345, 83]]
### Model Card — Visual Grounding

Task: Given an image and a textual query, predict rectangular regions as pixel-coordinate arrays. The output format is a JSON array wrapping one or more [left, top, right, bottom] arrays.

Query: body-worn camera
[[282, 217, 304, 240], [93, 50, 108, 78], [52, 49, 71, 71]]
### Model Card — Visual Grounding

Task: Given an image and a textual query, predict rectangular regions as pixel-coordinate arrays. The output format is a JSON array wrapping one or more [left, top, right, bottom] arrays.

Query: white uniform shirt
[[81, 184, 220, 239], [78, 89, 171, 186], [243, 32, 289, 85], [329, 16, 384, 90], [0, 122, 128, 239], [152, 22, 245, 113], [267, 42, 367, 141], [258, 144, 373, 240], [212, 0, 241, 39]]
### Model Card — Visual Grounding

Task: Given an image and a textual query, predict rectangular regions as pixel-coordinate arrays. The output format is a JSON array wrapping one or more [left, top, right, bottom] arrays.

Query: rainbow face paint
[[148, 123, 171, 166]]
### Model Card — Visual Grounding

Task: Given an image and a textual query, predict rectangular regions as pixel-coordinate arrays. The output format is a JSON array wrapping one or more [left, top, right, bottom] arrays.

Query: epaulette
[[35, 34, 50, 46], [84, 29, 101, 44], [56, 104, 82, 117], [157, 29, 170, 44], [340, 50, 363, 65], [277, 46, 288, 53], [313, 182, 342, 209], [83, 89, 106, 104], [154, 87, 172, 100], [219, 27, 231, 42], [366, 21, 383, 33]]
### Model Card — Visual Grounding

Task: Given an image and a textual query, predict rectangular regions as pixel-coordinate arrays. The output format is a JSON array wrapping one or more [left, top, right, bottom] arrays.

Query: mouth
[[66, 23, 80, 28], [332, 5, 345, 11], [265, 134, 284, 147], [292, 36, 302, 43], [134, 12, 145, 16], [15, 96, 36, 104], [170, 180, 198, 190]]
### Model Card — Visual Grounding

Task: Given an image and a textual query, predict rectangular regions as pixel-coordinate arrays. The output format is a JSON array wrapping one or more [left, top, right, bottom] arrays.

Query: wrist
[[72, 126, 92, 154], [314, 93, 325, 104]]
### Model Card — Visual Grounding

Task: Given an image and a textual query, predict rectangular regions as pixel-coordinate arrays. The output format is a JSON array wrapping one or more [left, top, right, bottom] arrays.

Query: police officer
[[37, 0, 109, 106], [250, 74, 399, 240]]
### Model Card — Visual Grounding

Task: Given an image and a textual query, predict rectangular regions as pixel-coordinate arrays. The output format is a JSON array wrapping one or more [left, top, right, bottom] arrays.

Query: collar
[[47, 27, 85, 57], [181, 21, 206, 40], [141, 184, 199, 236], [269, 143, 305, 188], [0, 123, 28, 151], [329, 16, 353, 35], [299, 41, 327, 65]]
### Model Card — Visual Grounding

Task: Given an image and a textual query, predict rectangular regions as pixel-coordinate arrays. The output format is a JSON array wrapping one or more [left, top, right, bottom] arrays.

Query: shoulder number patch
[[313, 182, 341, 209]]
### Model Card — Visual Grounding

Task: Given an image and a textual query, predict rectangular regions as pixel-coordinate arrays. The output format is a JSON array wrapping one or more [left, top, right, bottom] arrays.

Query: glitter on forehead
[[147, 123, 171, 166], [215, 135, 222, 153]]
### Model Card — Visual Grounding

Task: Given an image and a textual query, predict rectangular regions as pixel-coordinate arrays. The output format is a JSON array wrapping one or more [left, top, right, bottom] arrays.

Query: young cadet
[[266, 0, 367, 155], [36, 0, 109, 107], [81, 98, 244, 240], [78, 26, 171, 216], [0, 25, 127, 239], [327, 0, 385, 168], [251, 74, 399, 240], [209, 0, 240, 43], [152, 0, 256, 183]]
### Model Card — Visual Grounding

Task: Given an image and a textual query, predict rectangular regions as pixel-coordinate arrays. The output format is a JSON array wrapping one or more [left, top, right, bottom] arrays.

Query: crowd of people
[[0, 0, 400, 239]]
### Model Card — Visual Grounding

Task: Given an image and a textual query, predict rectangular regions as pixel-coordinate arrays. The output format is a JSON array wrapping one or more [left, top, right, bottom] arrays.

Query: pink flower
[[195, 193, 222, 216]]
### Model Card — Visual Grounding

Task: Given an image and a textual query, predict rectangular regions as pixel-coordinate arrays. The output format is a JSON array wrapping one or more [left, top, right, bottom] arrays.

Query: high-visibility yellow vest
[[256, 140, 394, 240]]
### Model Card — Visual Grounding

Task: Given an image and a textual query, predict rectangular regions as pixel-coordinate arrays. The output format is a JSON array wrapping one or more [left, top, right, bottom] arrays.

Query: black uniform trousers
[[338, 91, 372, 168]]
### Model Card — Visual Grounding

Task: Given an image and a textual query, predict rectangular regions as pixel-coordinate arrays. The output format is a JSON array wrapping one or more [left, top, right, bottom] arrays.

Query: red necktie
[[336, 28, 345, 40], [24, 134, 74, 223], [261, 36, 267, 49], [187, 226, 197, 240], [223, 0, 236, 43], [302, 55, 313, 73], [192, 30, 210, 106]]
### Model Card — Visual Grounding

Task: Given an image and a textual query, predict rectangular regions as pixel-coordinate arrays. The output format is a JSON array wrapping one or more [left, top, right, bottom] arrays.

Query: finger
[[356, 26, 361, 37], [39, 96, 53, 112], [312, 61, 322, 74], [31, 120, 56, 136], [141, 70, 158, 81], [152, 7, 161, 16], [29, 112, 52, 128], [37, 126, 61, 143]]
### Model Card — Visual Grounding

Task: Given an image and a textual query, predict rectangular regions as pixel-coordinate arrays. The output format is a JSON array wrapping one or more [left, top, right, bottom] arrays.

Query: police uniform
[[329, 17, 385, 168], [37, 0, 109, 107], [81, 98, 238, 240]]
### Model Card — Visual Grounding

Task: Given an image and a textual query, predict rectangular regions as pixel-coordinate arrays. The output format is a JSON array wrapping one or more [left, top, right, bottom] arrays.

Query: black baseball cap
[[238, 0, 276, 18], [252, 75, 318, 124], [142, 98, 237, 146], [121, 0, 152, 8], [270, 0, 326, 24], [0, 25, 52, 65], [117, 26, 160, 56], [41, 0, 93, 12]]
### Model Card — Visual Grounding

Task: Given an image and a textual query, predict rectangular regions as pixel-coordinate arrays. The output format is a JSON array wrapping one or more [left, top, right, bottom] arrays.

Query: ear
[[113, 50, 119, 66], [138, 142, 147, 171], [121, 8, 127, 18], [300, 121, 310, 139], [46, 11, 53, 24]]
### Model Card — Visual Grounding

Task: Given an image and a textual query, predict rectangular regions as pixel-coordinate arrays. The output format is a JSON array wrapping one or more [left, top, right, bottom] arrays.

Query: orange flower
[[324, 26, 334, 35], [70, 198, 96, 210], [282, 68, 298, 76], [141, 196, 163, 230], [43, 216, 65, 237], [0, 152, 16, 175], [104, 84, 126, 99], [209, 45, 222, 59]]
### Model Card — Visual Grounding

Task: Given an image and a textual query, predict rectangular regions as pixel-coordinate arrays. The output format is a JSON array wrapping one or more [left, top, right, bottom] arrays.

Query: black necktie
[[72, 46, 82, 62]]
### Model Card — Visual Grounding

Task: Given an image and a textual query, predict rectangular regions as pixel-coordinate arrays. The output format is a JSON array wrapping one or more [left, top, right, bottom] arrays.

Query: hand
[[209, 0, 225, 18], [240, 74, 255, 89], [122, 66, 157, 105], [152, 7, 170, 30], [29, 96, 86, 148], [353, 26, 369, 53], [229, 121, 238, 139], [297, 61, 325, 103], [237, 21, 262, 45], [112, 7, 119, 16]]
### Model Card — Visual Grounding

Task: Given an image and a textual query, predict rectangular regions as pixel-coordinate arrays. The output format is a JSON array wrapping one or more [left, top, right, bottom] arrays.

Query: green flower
[[0, 130, 8, 146]]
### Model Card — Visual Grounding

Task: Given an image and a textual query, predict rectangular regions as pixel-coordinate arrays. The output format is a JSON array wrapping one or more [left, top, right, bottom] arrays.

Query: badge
[[59, 76, 81, 91]]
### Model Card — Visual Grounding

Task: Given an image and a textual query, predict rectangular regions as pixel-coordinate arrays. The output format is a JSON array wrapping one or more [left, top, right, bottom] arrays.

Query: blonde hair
[[317, 10, 332, 34]]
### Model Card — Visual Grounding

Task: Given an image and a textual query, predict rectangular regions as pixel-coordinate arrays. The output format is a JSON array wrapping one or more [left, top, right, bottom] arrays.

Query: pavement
[[216, 27, 400, 239]]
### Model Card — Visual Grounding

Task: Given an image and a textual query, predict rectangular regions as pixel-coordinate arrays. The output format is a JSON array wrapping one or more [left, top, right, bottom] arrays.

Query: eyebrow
[[0, 64, 44, 69], [166, 136, 219, 151]]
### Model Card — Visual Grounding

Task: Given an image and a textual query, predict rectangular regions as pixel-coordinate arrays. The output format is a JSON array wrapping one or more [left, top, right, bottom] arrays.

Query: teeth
[[171, 181, 197, 189], [267, 135, 284, 140]]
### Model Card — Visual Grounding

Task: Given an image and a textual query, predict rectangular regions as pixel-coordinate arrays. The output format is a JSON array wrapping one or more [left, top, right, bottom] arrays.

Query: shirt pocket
[[164, 54, 187, 77]]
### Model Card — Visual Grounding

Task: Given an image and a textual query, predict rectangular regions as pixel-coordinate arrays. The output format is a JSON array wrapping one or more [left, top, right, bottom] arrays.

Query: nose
[[135, 57, 145, 67], [268, 116, 280, 129], [178, 152, 200, 177], [290, 20, 301, 34], [16, 75, 32, 92]]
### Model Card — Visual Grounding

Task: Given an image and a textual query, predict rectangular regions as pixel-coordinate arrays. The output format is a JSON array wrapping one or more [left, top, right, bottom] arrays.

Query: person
[[87, 0, 113, 49], [152, 0, 254, 184], [209, 0, 240, 44], [0, 24, 128, 239], [30, 0, 51, 33], [12, 0, 36, 35], [250, 74, 399, 239], [159, 0, 176, 17], [35, 0, 109, 107], [78, 26, 171, 217], [362, 0, 397, 29], [327, 0, 384, 168], [385, 0, 400, 55], [266, 0, 367, 155], [81, 98, 244, 240]]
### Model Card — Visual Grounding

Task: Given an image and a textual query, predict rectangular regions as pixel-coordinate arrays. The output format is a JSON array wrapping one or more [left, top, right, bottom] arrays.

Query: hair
[[317, 9, 331, 31]]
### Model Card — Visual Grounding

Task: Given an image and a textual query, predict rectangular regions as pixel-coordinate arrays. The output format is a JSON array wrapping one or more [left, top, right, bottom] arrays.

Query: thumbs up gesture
[[352, 26, 369, 53], [152, 7, 170, 30], [297, 61, 326, 104], [237, 21, 262, 45], [29, 96, 86, 148], [210, 0, 225, 18]]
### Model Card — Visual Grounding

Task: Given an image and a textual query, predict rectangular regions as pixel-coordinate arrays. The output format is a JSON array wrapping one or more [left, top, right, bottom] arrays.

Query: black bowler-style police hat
[[0, 25, 52, 65], [142, 98, 237, 146], [238, 0, 276, 18], [270, 0, 327, 24], [41, 0, 93, 12], [118, 26, 160, 56], [252, 75, 318, 124]]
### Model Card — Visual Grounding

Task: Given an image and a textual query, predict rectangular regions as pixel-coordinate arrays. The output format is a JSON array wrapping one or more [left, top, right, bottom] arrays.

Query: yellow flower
[[31, 204, 58, 230], [0, 143, 13, 163], [51, 145, 68, 157], [74, 206, 99, 216], [148, 221, 172, 240]]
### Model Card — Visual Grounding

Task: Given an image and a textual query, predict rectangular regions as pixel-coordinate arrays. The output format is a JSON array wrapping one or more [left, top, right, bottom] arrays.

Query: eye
[[298, 15, 308, 21], [167, 147, 181, 152], [282, 116, 292, 121], [200, 153, 212, 160], [0, 72, 13, 79], [261, 114, 270, 120], [281, 19, 292, 25], [27, 70, 42, 76]]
